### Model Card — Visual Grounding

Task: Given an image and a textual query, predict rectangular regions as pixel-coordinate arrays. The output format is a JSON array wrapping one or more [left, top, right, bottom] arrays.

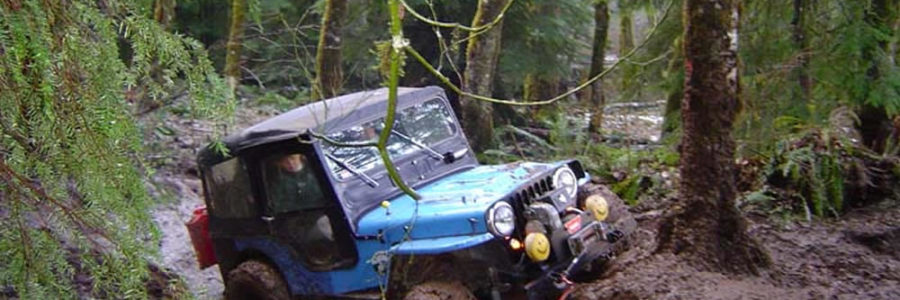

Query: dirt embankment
[[146, 108, 275, 299], [573, 198, 900, 299]]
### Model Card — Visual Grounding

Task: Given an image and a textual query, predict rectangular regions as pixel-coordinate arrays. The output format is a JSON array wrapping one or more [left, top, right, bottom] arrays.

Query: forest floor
[[573, 196, 900, 299], [146, 99, 900, 299]]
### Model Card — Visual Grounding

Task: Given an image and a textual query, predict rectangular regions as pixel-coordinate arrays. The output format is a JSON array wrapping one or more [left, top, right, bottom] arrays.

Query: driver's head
[[277, 154, 305, 173]]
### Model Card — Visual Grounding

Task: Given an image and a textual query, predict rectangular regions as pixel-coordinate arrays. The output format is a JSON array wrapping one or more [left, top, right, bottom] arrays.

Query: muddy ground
[[148, 100, 900, 299], [573, 198, 900, 299]]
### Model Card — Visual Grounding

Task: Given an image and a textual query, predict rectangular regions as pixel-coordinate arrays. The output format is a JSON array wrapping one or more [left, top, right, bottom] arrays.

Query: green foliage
[[739, 0, 900, 154], [612, 174, 644, 206], [769, 144, 845, 218], [178, 0, 388, 100], [496, 0, 591, 92], [0, 0, 228, 297], [488, 110, 679, 206], [747, 109, 863, 220]]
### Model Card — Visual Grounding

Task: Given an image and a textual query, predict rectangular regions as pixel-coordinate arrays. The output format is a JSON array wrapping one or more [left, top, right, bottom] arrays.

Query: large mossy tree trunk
[[658, 0, 770, 275], [461, 0, 510, 152], [588, 0, 610, 135], [224, 0, 246, 93], [313, 0, 347, 100]]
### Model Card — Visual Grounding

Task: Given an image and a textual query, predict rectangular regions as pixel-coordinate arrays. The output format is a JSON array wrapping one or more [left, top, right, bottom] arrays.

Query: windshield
[[324, 98, 457, 180]]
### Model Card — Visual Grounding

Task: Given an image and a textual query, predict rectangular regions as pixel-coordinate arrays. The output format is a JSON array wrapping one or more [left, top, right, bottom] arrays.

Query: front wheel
[[225, 260, 290, 300], [575, 184, 636, 279], [403, 281, 476, 300]]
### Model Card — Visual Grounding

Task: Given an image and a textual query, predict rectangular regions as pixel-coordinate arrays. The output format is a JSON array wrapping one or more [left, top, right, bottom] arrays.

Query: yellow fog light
[[584, 194, 609, 221], [524, 232, 551, 262]]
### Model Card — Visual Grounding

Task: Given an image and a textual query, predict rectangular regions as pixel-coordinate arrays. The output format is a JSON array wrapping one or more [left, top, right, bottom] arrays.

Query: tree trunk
[[791, 0, 811, 103], [313, 0, 347, 100], [461, 0, 509, 152], [657, 0, 770, 275], [619, 8, 634, 93], [153, 0, 176, 29], [859, 0, 899, 152], [588, 0, 610, 135], [224, 0, 246, 93], [524, 73, 560, 122], [660, 38, 683, 137]]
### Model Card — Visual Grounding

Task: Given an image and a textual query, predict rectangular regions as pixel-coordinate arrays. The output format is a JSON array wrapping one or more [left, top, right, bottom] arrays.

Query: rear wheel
[[225, 260, 290, 300], [403, 281, 476, 300]]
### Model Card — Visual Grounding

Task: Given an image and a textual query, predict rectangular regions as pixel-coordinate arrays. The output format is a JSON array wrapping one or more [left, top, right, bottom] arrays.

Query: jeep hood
[[356, 161, 564, 244]]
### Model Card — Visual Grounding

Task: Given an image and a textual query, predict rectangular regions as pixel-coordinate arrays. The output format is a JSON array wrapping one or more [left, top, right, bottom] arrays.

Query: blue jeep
[[192, 86, 634, 299]]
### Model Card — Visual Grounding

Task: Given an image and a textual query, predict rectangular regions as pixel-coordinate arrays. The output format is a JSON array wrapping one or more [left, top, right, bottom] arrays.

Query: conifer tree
[[0, 1, 228, 297]]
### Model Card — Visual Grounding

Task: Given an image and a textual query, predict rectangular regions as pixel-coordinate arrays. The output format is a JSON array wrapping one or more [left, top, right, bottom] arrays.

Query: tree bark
[[224, 0, 246, 93], [524, 73, 560, 121], [461, 0, 509, 152], [657, 0, 770, 275], [791, 0, 811, 103], [619, 7, 634, 93], [153, 0, 175, 29], [313, 0, 347, 100], [588, 0, 610, 135], [859, 0, 899, 152], [660, 37, 683, 137]]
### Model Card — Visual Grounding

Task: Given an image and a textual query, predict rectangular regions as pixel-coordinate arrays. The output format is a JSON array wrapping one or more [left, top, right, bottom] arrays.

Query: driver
[[267, 153, 324, 212], [267, 153, 338, 268]]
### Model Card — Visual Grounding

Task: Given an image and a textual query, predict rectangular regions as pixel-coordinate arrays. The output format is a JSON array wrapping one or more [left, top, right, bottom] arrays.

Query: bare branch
[[406, 0, 675, 106], [399, 0, 513, 33]]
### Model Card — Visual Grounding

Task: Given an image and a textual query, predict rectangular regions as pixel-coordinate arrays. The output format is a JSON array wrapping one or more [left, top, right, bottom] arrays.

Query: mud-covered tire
[[225, 260, 290, 300], [403, 281, 476, 300], [575, 184, 637, 280], [578, 183, 636, 230]]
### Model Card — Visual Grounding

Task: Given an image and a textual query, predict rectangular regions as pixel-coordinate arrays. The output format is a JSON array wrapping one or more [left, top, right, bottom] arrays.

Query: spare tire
[[225, 260, 290, 300]]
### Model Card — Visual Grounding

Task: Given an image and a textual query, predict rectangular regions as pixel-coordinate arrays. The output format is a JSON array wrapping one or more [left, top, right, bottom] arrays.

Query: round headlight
[[552, 166, 578, 204], [487, 202, 515, 237]]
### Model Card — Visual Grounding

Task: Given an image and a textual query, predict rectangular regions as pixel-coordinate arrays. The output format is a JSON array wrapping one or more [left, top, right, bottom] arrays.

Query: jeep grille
[[509, 175, 554, 204]]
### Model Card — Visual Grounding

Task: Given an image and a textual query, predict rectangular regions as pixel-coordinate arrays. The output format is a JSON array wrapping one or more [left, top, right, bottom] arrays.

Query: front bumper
[[521, 218, 635, 298]]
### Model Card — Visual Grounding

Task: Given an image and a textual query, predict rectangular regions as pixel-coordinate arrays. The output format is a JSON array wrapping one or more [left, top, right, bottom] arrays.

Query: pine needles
[[0, 1, 228, 298]]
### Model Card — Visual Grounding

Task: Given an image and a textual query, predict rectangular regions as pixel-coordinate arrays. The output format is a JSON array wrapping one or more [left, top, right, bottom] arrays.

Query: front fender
[[389, 233, 495, 255]]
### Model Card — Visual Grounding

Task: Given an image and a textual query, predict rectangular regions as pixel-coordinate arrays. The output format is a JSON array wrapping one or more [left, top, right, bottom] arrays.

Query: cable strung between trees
[[399, 0, 514, 33], [406, 0, 674, 107]]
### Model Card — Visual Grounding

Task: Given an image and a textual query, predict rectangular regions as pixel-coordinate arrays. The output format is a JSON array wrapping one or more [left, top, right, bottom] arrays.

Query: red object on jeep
[[186, 206, 217, 269]]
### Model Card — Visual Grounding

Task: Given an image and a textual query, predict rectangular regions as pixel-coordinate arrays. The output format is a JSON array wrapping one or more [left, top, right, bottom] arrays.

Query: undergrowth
[[483, 110, 679, 206], [740, 108, 900, 221]]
